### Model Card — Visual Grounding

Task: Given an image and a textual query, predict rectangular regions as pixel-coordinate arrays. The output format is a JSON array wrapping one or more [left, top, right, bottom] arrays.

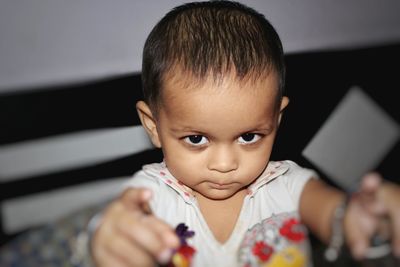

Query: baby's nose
[[207, 145, 238, 173]]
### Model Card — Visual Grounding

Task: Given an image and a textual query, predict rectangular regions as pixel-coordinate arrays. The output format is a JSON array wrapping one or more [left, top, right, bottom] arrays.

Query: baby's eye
[[184, 135, 209, 146], [238, 133, 261, 144]]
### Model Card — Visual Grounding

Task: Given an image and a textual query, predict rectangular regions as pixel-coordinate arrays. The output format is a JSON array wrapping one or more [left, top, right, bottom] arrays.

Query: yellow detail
[[171, 253, 190, 267], [263, 246, 306, 267]]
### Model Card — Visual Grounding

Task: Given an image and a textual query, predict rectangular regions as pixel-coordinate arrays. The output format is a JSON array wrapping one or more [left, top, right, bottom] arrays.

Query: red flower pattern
[[279, 218, 305, 242], [252, 241, 274, 262]]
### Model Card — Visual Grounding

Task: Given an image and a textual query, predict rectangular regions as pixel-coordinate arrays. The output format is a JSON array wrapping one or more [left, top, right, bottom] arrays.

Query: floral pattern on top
[[238, 212, 311, 267]]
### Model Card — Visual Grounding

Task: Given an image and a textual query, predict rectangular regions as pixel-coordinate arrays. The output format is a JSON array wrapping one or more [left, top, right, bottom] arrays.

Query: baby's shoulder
[[124, 162, 166, 189]]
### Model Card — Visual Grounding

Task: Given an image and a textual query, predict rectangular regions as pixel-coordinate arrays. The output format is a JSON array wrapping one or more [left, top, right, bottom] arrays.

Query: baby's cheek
[[244, 159, 270, 182]]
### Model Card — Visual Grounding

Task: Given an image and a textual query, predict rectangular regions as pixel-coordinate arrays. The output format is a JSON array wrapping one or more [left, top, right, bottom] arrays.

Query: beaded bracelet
[[324, 196, 349, 262]]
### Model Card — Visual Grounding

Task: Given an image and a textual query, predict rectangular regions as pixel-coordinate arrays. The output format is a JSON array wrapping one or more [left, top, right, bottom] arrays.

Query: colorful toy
[[168, 223, 196, 267]]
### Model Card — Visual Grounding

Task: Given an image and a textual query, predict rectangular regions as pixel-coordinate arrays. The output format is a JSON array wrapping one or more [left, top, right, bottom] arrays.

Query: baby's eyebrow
[[169, 126, 207, 134], [241, 124, 274, 133]]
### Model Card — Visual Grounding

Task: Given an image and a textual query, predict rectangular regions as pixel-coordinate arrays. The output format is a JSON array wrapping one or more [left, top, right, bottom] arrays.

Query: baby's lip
[[208, 181, 235, 189]]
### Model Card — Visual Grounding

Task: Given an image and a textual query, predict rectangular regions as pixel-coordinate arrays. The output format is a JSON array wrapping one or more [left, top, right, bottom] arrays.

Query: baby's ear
[[136, 101, 161, 148], [278, 96, 289, 124]]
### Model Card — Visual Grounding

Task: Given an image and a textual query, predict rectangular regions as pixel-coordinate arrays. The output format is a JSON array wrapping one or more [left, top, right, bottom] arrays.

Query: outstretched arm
[[299, 178, 344, 244]]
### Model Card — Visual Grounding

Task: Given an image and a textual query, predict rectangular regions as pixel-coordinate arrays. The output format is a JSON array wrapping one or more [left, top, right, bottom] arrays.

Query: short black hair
[[142, 0, 285, 112]]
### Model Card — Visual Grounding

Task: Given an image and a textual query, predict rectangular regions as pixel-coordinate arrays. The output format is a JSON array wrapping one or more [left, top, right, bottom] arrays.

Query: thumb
[[360, 172, 382, 194], [120, 188, 153, 214], [357, 173, 386, 215]]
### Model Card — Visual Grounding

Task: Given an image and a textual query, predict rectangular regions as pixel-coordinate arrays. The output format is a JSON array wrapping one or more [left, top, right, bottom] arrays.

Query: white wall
[[1, 0, 400, 93]]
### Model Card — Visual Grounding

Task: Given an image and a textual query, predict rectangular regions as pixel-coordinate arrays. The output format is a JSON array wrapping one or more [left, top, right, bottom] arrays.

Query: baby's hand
[[344, 173, 400, 260], [91, 188, 180, 267]]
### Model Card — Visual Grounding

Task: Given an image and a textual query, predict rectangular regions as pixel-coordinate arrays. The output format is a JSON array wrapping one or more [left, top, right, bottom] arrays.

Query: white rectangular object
[[0, 126, 152, 181], [302, 86, 399, 191], [1, 177, 128, 234]]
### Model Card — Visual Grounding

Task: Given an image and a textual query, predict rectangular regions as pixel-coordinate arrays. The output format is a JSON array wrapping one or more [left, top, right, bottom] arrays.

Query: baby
[[91, 1, 400, 266]]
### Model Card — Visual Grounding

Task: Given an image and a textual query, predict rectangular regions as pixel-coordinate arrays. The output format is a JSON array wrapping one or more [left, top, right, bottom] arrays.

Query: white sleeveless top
[[124, 160, 317, 267]]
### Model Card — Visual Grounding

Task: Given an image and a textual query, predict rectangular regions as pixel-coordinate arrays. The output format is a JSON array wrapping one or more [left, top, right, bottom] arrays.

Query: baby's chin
[[194, 186, 247, 201]]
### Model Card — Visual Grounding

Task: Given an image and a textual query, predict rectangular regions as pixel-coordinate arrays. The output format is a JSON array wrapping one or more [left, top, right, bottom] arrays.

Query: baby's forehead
[[159, 69, 280, 115], [162, 67, 277, 93]]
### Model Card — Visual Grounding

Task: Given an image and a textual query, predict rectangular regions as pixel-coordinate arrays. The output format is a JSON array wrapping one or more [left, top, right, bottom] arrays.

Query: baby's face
[[154, 72, 287, 201]]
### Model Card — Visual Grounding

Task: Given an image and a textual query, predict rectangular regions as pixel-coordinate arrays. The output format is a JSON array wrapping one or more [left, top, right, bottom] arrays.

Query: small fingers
[[92, 214, 133, 267], [354, 173, 386, 215], [117, 210, 179, 263], [95, 248, 128, 267], [373, 180, 400, 258], [390, 208, 400, 257], [360, 173, 382, 193], [106, 235, 155, 267], [121, 188, 153, 213], [345, 202, 376, 259], [346, 225, 370, 259], [352, 174, 400, 258], [96, 236, 155, 267], [106, 198, 179, 264], [92, 198, 179, 267], [146, 215, 181, 248]]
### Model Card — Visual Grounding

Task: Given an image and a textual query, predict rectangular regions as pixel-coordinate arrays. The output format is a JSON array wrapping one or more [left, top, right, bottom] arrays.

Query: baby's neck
[[195, 189, 247, 243]]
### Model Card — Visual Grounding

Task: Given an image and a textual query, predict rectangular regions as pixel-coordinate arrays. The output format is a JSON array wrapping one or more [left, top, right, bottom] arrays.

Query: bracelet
[[324, 196, 349, 262]]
